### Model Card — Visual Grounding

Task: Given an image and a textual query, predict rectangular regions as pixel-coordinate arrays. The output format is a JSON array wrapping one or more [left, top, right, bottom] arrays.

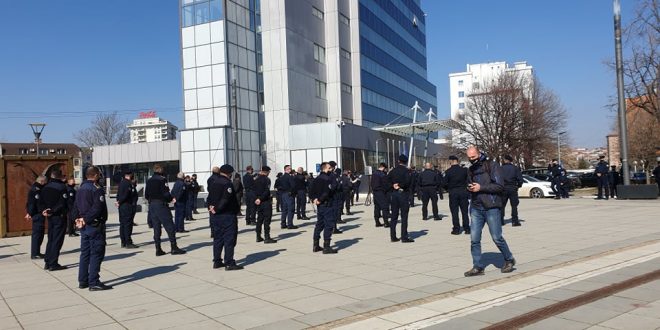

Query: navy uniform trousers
[[44, 215, 66, 268], [149, 201, 177, 245], [420, 186, 439, 219], [211, 213, 238, 265], [118, 203, 134, 245], [313, 204, 335, 241], [78, 224, 106, 286], [373, 191, 390, 224], [31, 214, 45, 258], [390, 191, 410, 240]]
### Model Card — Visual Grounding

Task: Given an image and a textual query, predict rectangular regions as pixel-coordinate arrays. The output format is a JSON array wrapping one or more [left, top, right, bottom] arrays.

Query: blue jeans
[[470, 208, 513, 269], [280, 193, 295, 227]]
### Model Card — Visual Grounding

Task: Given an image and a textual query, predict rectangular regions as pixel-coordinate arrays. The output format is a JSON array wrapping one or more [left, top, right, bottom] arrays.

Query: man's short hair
[[378, 162, 387, 168], [86, 166, 100, 178], [153, 164, 163, 173], [50, 169, 63, 179], [246, 165, 253, 171]]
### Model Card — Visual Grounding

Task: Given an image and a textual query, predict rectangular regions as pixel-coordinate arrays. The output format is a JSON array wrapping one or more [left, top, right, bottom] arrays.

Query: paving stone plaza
[[1, 198, 659, 329]]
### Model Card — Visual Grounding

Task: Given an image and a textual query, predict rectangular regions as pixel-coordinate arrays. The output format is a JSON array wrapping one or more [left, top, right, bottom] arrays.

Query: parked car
[[565, 172, 582, 190], [578, 172, 598, 188], [520, 175, 555, 198], [631, 172, 647, 184]]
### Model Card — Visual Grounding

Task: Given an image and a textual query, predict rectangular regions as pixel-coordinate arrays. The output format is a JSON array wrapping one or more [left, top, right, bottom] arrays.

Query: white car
[[520, 175, 555, 198]]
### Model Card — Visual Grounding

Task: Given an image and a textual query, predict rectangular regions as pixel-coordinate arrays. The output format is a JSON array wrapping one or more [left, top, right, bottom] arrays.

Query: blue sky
[[0, 1, 635, 147]]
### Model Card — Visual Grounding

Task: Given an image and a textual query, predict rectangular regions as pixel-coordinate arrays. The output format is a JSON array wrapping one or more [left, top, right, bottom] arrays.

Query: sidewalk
[[0, 197, 658, 329]]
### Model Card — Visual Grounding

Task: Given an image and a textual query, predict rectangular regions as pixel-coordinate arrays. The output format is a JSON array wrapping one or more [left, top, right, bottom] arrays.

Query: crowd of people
[[24, 146, 524, 291]]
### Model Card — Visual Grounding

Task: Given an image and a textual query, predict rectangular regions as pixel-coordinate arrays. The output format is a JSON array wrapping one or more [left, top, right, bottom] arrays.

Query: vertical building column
[[324, 0, 342, 123]]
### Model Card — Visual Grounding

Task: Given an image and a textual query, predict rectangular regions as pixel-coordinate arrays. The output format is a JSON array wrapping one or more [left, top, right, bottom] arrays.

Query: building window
[[340, 48, 351, 60], [458, 80, 464, 87], [74, 170, 81, 179], [339, 13, 349, 26], [56, 148, 67, 155], [472, 82, 480, 89], [19, 148, 29, 155], [315, 80, 326, 99], [312, 6, 324, 20], [341, 83, 352, 94], [74, 158, 81, 166], [458, 102, 465, 109], [313, 43, 325, 64], [209, 0, 223, 21], [194, 1, 210, 25], [39, 149, 48, 155], [183, 5, 194, 27], [458, 91, 464, 98]]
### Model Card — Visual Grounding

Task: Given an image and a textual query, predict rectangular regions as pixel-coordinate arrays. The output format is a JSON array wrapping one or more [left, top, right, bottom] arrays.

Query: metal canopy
[[372, 119, 459, 137]]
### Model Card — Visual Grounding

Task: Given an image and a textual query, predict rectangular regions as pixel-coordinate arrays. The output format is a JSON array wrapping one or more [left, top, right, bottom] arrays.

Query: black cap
[[261, 165, 271, 172], [398, 154, 408, 162], [123, 170, 133, 175], [448, 155, 458, 161], [219, 164, 234, 174], [504, 155, 513, 162], [328, 161, 337, 167]]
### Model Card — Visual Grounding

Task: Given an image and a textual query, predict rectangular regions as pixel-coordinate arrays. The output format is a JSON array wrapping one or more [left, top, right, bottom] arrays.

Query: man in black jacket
[[418, 162, 441, 221], [279, 165, 297, 229], [341, 170, 353, 215], [116, 171, 138, 248], [388, 155, 414, 243], [26, 175, 47, 259], [254, 166, 277, 244], [310, 162, 338, 254], [294, 167, 309, 220], [39, 170, 69, 271], [464, 147, 515, 277], [243, 166, 257, 225], [145, 164, 186, 256], [444, 156, 470, 235], [65, 178, 78, 237], [500, 155, 523, 227], [207, 164, 243, 270]]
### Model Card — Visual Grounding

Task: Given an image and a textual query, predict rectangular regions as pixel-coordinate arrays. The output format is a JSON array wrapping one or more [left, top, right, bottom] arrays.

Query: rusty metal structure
[[0, 155, 73, 237]]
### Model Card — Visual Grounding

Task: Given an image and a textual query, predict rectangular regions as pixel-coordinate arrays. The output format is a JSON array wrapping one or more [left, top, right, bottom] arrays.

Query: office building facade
[[127, 116, 178, 143]]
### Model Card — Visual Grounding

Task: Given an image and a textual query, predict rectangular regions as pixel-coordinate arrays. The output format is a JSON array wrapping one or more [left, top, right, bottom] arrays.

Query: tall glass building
[[179, 0, 438, 181]]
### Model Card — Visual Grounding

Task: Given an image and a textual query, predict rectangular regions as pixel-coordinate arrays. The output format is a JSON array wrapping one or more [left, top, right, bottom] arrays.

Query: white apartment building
[[127, 117, 178, 144], [448, 61, 533, 145]]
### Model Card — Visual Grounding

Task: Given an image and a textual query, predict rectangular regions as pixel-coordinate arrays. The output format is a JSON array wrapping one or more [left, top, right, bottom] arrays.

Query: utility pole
[[613, 0, 631, 185], [408, 101, 422, 167], [29, 123, 46, 156], [231, 65, 240, 170]]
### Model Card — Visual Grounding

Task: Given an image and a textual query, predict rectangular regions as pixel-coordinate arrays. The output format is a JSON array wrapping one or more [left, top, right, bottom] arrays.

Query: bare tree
[[74, 112, 129, 147], [618, 0, 659, 121], [456, 71, 567, 167]]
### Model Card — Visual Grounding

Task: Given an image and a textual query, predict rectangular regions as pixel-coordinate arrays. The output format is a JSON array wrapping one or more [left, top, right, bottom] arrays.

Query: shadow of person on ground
[[335, 238, 363, 250], [239, 249, 286, 266], [277, 231, 302, 240], [105, 262, 186, 286], [184, 241, 213, 252], [104, 251, 143, 262], [0, 253, 24, 260], [338, 224, 361, 232], [481, 252, 506, 269], [409, 229, 429, 239]]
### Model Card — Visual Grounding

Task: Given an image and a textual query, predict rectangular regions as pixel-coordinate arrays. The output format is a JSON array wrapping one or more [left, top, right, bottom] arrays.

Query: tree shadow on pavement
[[335, 238, 363, 250], [105, 262, 186, 286], [239, 249, 286, 266]]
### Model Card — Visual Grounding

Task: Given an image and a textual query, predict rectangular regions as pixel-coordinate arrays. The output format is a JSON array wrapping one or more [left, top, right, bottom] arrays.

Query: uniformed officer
[[409, 166, 419, 207], [145, 164, 186, 256], [254, 166, 277, 244], [243, 166, 257, 225], [341, 170, 353, 215], [207, 166, 221, 238], [595, 156, 610, 200], [310, 162, 338, 254], [371, 163, 391, 228], [547, 159, 563, 199], [434, 165, 445, 201], [25, 175, 47, 259], [171, 172, 188, 233], [279, 165, 298, 229], [444, 156, 470, 235], [190, 173, 200, 215], [500, 155, 523, 227], [130, 178, 139, 226], [185, 175, 196, 221], [274, 172, 283, 213], [207, 164, 243, 270], [294, 167, 310, 220], [65, 178, 79, 237], [116, 171, 138, 248], [39, 169, 69, 271], [388, 155, 414, 243], [418, 162, 442, 221], [329, 162, 344, 233], [74, 166, 112, 291]]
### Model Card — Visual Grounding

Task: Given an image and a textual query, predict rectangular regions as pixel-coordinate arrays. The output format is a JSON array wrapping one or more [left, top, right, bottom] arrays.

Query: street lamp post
[[29, 123, 46, 156], [613, 0, 631, 185], [557, 131, 567, 165], [375, 139, 382, 166]]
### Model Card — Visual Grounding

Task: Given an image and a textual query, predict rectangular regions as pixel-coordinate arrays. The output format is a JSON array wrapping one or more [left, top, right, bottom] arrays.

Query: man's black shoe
[[125, 243, 139, 249], [464, 267, 485, 277], [156, 248, 166, 257], [225, 264, 244, 271], [333, 228, 343, 234], [391, 237, 400, 242], [68, 233, 80, 237], [213, 261, 225, 269], [281, 225, 287, 229], [512, 221, 522, 227], [49, 264, 68, 271], [464, 229, 471, 235], [78, 283, 89, 289], [401, 237, 415, 243], [287, 225, 299, 230], [375, 222, 383, 227], [501, 258, 516, 273], [264, 238, 277, 244], [179, 230, 190, 233], [193, 210, 200, 214], [337, 219, 346, 224], [89, 283, 113, 291], [256, 236, 264, 242], [43, 264, 49, 270], [346, 212, 353, 216], [422, 217, 429, 221], [433, 216, 442, 221], [451, 229, 461, 235]]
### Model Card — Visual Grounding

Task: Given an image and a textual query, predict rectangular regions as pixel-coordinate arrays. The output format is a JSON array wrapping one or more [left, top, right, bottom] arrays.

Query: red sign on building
[[138, 111, 157, 119]]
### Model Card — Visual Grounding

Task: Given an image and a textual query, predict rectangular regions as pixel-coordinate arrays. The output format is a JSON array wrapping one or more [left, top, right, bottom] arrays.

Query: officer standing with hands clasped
[[500, 155, 523, 227], [116, 171, 138, 248], [25, 175, 47, 259], [254, 166, 277, 244], [310, 162, 338, 254], [66, 178, 79, 237], [388, 155, 414, 243], [371, 163, 391, 228], [39, 169, 69, 271], [207, 164, 243, 270], [243, 166, 257, 225], [279, 165, 298, 229], [74, 166, 112, 291], [444, 156, 470, 235], [418, 162, 441, 221], [145, 164, 186, 256], [595, 156, 610, 200]]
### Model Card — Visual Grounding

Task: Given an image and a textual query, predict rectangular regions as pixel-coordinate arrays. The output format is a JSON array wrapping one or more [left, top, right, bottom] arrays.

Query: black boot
[[256, 235, 264, 242], [170, 243, 186, 255], [264, 234, 277, 244], [383, 219, 390, 228], [323, 241, 338, 254], [313, 239, 323, 252], [375, 220, 383, 227], [155, 244, 166, 256]]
